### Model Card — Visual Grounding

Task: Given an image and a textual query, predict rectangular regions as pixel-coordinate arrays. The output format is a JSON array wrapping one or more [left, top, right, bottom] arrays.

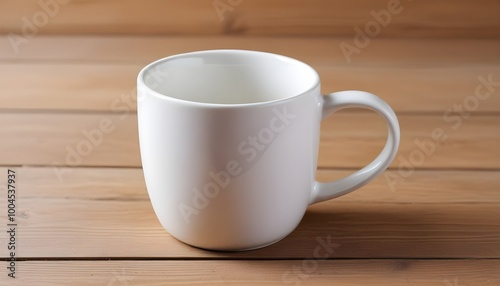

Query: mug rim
[[137, 49, 321, 108]]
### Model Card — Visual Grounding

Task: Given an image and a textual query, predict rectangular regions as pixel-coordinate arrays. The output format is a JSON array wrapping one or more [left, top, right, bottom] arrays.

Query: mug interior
[[139, 50, 319, 105]]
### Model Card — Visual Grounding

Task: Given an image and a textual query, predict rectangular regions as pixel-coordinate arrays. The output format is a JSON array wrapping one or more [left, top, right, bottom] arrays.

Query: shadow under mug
[[137, 50, 400, 251]]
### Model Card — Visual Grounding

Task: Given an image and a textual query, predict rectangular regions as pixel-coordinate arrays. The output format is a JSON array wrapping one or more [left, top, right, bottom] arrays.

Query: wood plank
[[12, 167, 500, 204], [1, 0, 499, 37], [0, 113, 141, 168], [0, 63, 139, 111], [3, 260, 500, 285], [2, 62, 499, 113], [316, 170, 500, 203], [4, 201, 497, 258], [0, 167, 498, 258], [2, 36, 499, 66], [1, 113, 499, 169], [319, 114, 500, 169]]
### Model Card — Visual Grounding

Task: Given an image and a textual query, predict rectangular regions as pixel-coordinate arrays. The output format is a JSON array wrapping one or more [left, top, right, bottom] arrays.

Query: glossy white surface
[[137, 50, 400, 250]]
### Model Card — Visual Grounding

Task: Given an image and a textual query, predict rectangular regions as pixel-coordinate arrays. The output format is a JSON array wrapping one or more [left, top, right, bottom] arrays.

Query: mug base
[[176, 235, 288, 252]]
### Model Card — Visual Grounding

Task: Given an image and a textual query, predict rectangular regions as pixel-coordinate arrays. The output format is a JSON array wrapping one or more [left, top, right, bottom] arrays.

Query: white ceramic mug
[[137, 50, 400, 251]]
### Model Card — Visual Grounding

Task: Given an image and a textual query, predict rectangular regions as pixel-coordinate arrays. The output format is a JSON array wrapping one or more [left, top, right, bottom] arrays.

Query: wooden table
[[1, 1, 500, 285]]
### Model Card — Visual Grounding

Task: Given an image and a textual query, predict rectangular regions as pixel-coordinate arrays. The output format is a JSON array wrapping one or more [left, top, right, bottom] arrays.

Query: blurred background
[[1, 0, 499, 112], [1, 0, 499, 165], [2, 0, 500, 37]]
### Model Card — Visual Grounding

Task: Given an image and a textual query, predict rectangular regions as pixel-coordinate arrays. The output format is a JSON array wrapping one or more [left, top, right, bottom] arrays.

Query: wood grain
[[12, 167, 500, 203], [2, 260, 499, 286], [1, 0, 499, 38], [0, 63, 139, 111], [1, 113, 499, 169], [2, 63, 499, 113], [0, 3, 498, 282], [2, 36, 498, 112], [0, 167, 498, 259], [2, 36, 500, 65], [1, 201, 499, 258]]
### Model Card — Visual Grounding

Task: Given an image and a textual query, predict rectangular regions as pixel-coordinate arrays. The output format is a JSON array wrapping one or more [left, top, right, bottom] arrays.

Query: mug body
[[138, 50, 322, 250]]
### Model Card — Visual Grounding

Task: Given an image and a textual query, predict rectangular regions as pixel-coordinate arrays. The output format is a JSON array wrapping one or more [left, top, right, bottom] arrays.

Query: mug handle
[[310, 90, 400, 204]]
